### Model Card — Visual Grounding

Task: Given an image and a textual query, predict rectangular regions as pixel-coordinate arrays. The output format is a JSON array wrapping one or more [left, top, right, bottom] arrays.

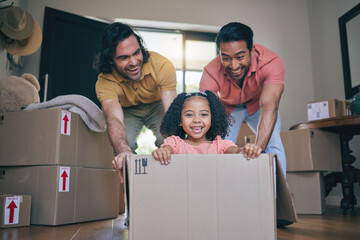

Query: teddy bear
[[0, 73, 40, 113]]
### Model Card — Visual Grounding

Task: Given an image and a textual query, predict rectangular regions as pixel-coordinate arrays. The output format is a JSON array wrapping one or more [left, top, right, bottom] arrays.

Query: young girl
[[152, 90, 250, 165]]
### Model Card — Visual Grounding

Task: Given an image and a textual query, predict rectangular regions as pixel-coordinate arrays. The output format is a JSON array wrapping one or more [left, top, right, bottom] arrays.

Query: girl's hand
[[152, 146, 173, 165], [243, 143, 263, 160]]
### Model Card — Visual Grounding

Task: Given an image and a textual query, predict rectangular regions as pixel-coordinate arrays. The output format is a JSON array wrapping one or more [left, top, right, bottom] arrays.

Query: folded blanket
[[24, 95, 106, 132]]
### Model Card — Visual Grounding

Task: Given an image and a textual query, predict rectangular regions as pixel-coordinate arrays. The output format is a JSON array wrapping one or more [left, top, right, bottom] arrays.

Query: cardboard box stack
[[0, 109, 120, 225], [124, 154, 297, 240], [281, 128, 342, 214], [287, 98, 350, 214]]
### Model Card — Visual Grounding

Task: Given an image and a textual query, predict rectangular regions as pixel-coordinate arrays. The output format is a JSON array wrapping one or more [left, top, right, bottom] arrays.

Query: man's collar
[[248, 49, 258, 76], [141, 59, 151, 78]]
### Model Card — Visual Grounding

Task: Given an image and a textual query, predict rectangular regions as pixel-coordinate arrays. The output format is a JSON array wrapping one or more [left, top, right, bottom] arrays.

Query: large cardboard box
[[124, 154, 297, 240], [281, 129, 342, 172], [0, 166, 119, 225], [286, 172, 325, 214], [0, 109, 113, 168], [0, 194, 31, 228], [307, 99, 349, 121]]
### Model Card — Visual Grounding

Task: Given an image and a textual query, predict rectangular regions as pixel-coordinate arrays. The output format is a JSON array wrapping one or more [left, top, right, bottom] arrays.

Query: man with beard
[[199, 22, 286, 175], [94, 22, 177, 183]]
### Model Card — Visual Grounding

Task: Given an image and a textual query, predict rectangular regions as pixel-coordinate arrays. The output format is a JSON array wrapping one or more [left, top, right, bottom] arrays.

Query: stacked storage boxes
[[281, 128, 342, 214], [0, 109, 119, 225]]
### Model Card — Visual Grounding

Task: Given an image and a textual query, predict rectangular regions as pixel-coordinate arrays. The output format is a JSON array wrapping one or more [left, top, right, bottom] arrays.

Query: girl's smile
[[180, 96, 211, 144]]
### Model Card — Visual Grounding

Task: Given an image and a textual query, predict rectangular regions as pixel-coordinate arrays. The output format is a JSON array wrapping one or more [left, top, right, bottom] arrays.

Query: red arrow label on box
[[4, 197, 20, 225], [62, 115, 69, 134], [7, 201, 17, 224], [59, 166, 70, 192], [61, 170, 68, 191], [60, 110, 71, 135]]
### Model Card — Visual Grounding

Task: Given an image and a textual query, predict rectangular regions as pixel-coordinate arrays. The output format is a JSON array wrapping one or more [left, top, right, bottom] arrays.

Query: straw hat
[[0, 6, 34, 40], [6, 20, 42, 56]]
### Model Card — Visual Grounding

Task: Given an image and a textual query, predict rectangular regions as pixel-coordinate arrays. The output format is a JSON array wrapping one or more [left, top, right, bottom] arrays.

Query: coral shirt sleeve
[[261, 57, 285, 85]]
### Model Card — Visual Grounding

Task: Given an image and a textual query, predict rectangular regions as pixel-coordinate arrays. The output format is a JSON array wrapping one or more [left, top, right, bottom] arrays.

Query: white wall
[[0, 0, 359, 205], [308, 0, 357, 100], [307, 0, 360, 205]]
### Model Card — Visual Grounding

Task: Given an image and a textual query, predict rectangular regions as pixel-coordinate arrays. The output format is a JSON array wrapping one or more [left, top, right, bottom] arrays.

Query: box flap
[[274, 155, 298, 222], [124, 155, 131, 223]]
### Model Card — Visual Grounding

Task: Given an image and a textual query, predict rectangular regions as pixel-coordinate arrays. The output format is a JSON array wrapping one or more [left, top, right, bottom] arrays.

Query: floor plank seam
[[70, 227, 82, 240]]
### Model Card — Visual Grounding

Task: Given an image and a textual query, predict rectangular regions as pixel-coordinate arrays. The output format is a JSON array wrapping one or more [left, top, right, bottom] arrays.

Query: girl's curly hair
[[160, 90, 232, 141]]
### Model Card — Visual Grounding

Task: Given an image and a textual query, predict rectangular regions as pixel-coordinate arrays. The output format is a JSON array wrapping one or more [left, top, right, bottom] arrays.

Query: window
[[184, 39, 217, 92], [137, 30, 184, 92], [137, 29, 217, 93]]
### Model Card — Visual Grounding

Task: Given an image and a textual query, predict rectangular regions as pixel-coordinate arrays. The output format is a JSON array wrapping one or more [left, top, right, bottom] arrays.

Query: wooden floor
[[1, 206, 359, 240]]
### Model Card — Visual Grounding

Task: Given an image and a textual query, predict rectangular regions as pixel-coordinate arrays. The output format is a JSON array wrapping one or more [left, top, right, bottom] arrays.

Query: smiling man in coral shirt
[[200, 22, 286, 175]]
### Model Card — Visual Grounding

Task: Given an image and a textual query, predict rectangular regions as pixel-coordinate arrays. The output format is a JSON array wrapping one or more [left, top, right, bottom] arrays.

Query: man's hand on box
[[243, 143, 263, 160], [112, 151, 133, 183]]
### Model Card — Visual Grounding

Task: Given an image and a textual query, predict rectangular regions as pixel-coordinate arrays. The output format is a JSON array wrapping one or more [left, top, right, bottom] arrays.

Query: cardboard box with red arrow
[[0, 109, 114, 169], [0, 166, 119, 226], [0, 194, 31, 228]]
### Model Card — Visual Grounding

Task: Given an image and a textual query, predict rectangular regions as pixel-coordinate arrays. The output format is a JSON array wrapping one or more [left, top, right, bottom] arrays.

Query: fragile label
[[4, 196, 20, 225], [59, 166, 70, 192], [61, 110, 71, 135], [134, 158, 148, 174]]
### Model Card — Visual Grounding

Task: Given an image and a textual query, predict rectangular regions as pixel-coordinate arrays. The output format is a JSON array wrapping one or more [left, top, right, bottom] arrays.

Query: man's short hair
[[215, 22, 254, 51], [93, 22, 149, 74]]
